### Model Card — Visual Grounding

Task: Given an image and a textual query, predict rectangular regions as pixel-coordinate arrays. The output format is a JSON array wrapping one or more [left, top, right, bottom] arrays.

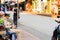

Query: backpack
[[0, 18, 5, 31]]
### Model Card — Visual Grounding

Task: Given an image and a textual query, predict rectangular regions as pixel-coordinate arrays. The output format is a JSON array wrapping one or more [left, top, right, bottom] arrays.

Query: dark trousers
[[13, 14, 17, 27]]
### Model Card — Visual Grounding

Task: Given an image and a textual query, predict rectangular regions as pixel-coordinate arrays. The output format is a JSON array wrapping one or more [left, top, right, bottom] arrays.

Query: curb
[[37, 13, 52, 17]]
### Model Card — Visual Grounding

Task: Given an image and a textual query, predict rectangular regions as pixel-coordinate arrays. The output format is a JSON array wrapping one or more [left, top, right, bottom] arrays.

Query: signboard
[[57, 0, 60, 6]]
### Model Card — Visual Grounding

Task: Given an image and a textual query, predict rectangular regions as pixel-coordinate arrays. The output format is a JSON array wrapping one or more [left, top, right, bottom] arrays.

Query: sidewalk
[[20, 11, 59, 19], [37, 13, 52, 17], [20, 11, 38, 14]]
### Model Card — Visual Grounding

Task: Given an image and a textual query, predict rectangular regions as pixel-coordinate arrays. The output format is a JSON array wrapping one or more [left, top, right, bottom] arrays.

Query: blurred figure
[[0, 11, 5, 40], [0, 35, 4, 40], [19, 0, 27, 11], [4, 14, 21, 40], [0, 11, 4, 18], [13, 4, 18, 27], [3, 12, 21, 40], [0, 4, 1, 11]]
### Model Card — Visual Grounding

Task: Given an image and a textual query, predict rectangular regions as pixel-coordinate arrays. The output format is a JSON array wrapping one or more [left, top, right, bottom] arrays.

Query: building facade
[[0, 0, 59, 16]]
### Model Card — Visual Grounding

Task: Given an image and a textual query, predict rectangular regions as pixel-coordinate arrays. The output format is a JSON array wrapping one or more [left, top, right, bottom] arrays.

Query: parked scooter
[[52, 16, 60, 40]]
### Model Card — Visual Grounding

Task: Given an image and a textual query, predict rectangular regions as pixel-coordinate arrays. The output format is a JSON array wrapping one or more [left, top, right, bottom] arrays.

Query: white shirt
[[3, 17, 12, 28]]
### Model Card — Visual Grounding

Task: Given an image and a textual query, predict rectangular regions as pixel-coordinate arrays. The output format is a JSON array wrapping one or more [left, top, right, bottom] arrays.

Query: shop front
[[41, 0, 47, 14], [51, 0, 60, 17], [26, 0, 32, 12], [46, 0, 51, 14], [32, 0, 41, 13], [57, 0, 60, 16], [32, 0, 51, 15]]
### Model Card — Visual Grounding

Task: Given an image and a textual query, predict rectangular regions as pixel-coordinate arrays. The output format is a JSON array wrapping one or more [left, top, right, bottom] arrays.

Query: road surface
[[18, 13, 58, 40], [9, 11, 58, 40]]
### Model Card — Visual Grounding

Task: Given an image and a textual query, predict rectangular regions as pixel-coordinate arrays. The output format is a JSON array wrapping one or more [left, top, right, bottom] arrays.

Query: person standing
[[13, 4, 18, 27]]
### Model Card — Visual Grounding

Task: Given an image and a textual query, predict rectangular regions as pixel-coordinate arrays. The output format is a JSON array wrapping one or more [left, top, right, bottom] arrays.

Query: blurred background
[[0, 0, 60, 40], [0, 0, 60, 17]]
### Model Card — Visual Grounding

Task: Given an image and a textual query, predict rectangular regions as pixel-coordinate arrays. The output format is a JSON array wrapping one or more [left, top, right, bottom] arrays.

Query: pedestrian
[[4, 13, 21, 40], [1, 11, 21, 40], [13, 4, 18, 27]]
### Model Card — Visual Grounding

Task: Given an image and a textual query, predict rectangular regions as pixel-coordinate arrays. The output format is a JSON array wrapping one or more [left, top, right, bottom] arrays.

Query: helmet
[[55, 16, 60, 23]]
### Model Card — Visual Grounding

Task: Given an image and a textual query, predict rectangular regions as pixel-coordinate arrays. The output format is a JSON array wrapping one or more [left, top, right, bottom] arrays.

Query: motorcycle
[[52, 16, 60, 40]]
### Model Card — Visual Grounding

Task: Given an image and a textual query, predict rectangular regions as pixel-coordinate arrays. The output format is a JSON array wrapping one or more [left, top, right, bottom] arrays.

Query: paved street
[[18, 12, 58, 40], [9, 11, 58, 40], [1, 0, 59, 40], [9, 11, 40, 40]]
